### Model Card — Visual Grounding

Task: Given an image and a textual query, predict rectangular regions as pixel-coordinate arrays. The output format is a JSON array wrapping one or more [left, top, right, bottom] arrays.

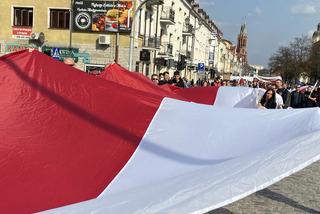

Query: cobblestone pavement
[[208, 161, 320, 214]]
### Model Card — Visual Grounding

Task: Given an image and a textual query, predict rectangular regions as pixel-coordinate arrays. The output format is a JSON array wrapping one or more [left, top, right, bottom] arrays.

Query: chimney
[[193, 3, 199, 11]]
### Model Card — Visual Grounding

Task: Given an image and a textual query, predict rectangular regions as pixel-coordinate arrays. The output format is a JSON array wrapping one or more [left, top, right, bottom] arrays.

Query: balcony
[[158, 43, 173, 56], [160, 7, 175, 25], [182, 24, 193, 36], [143, 37, 161, 49]]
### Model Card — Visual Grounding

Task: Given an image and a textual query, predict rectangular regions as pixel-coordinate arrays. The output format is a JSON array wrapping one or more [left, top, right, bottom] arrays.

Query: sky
[[198, 0, 320, 68]]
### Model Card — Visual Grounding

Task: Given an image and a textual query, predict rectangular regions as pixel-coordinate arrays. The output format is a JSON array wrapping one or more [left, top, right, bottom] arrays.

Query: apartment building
[[147, 0, 223, 82], [0, 0, 244, 80], [0, 0, 151, 72]]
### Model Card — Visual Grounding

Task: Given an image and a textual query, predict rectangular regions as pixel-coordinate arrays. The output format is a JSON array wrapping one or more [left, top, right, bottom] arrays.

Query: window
[[149, 13, 153, 38], [14, 7, 33, 26], [160, 28, 164, 44], [144, 11, 148, 38], [135, 62, 140, 72], [182, 35, 186, 44], [50, 9, 70, 29], [138, 8, 142, 35], [145, 63, 150, 76]]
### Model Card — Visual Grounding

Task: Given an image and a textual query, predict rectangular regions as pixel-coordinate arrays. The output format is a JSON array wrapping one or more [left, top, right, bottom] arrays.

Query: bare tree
[[268, 35, 312, 83]]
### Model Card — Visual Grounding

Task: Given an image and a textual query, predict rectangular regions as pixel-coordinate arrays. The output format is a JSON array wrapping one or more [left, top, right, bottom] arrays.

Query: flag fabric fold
[[1, 50, 320, 213], [45, 98, 320, 214], [0, 50, 163, 213]]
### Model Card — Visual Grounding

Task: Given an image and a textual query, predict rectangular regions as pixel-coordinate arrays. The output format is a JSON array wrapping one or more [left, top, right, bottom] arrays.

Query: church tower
[[312, 23, 320, 44], [236, 23, 248, 64], [310, 22, 320, 83]]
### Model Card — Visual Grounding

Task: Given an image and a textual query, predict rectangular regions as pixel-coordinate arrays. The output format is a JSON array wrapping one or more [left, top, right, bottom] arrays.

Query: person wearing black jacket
[[172, 71, 185, 88], [291, 86, 304, 108], [316, 87, 320, 107], [275, 79, 291, 108], [303, 87, 317, 108], [158, 71, 172, 85]]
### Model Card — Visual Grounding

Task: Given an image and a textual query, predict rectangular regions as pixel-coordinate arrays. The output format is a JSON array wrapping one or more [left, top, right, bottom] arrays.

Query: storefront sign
[[52, 47, 61, 60], [42, 47, 80, 62], [72, 0, 133, 33], [73, 52, 91, 63], [12, 27, 32, 39], [4, 42, 36, 53]]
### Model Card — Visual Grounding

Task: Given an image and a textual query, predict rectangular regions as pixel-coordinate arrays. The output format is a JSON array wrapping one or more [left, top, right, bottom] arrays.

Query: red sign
[[5, 43, 36, 53], [12, 27, 32, 39]]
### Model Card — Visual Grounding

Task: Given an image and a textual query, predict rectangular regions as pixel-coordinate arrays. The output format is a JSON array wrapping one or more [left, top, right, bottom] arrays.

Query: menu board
[[73, 0, 133, 33]]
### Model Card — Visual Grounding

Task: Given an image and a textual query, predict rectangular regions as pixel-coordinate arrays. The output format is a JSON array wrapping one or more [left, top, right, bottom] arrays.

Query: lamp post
[[69, 0, 74, 50], [128, 0, 164, 71], [190, 18, 203, 80]]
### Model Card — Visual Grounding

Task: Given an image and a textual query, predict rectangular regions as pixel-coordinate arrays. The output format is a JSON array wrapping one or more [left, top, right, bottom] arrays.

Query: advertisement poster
[[12, 27, 32, 39], [73, 0, 133, 33]]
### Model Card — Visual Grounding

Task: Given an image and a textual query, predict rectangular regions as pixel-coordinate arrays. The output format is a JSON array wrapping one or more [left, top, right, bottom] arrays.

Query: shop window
[[14, 7, 33, 27], [50, 9, 70, 29], [84, 64, 105, 75]]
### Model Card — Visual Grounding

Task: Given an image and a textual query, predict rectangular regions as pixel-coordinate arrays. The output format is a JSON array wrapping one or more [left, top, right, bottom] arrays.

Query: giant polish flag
[[101, 63, 271, 107], [1, 50, 320, 213], [99, 64, 184, 99]]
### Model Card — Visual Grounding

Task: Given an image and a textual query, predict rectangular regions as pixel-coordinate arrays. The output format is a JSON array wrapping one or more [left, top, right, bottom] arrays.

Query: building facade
[[0, 0, 149, 72], [0, 0, 245, 81]]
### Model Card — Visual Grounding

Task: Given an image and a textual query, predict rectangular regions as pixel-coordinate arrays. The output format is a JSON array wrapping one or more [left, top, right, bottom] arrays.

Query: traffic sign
[[52, 47, 60, 60], [198, 63, 205, 73]]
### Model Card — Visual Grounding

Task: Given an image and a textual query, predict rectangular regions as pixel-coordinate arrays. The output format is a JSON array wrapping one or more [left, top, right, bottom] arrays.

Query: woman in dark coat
[[257, 89, 277, 109]]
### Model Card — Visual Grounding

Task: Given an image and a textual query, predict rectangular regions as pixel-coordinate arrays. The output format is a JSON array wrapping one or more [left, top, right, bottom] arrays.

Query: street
[[209, 161, 320, 214]]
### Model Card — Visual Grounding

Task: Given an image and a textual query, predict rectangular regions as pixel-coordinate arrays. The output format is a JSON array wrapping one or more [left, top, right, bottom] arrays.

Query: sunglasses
[[152, 78, 158, 81]]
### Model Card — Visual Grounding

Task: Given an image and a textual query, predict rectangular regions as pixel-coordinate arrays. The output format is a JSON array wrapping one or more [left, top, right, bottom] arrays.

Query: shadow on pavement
[[257, 188, 320, 214], [207, 207, 234, 214]]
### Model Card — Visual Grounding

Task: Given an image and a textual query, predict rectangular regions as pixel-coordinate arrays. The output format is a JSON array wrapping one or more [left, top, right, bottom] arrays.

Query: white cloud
[[254, 7, 262, 16], [247, 7, 262, 17], [291, 3, 318, 15]]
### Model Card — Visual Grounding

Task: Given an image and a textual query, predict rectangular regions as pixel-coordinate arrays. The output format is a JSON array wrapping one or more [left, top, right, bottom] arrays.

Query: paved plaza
[[209, 161, 320, 214]]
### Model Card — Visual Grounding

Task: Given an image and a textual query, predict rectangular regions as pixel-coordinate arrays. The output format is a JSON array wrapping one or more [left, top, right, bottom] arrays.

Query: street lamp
[[192, 19, 203, 33], [190, 18, 203, 70], [128, 0, 164, 71]]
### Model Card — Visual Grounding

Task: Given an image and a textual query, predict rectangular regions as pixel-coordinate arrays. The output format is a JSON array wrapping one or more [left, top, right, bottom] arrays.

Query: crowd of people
[[150, 71, 320, 109], [256, 79, 320, 109]]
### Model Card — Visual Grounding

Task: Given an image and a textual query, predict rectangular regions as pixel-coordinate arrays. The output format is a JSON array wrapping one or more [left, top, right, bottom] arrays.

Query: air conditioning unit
[[98, 35, 110, 45]]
